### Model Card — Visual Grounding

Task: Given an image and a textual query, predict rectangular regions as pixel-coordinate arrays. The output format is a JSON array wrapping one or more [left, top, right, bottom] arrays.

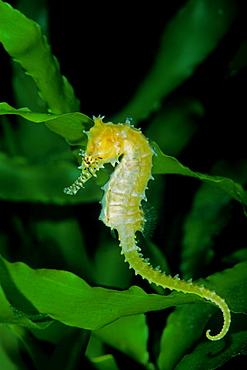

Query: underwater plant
[[0, 0, 247, 369]]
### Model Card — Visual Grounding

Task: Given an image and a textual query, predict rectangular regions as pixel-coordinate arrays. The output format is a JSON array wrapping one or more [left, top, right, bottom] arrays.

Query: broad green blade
[[0, 285, 52, 329], [157, 261, 247, 370], [0, 256, 246, 331], [94, 315, 149, 365], [0, 1, 80, 114], [47, 327, 90, 370], [175, 330, 247, 370], [0, 102, 93, 145], [152, 142, 247, 209]]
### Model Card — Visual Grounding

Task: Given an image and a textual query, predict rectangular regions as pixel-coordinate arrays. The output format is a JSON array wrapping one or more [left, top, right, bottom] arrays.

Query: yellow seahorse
[[64, 115, 231, 341]]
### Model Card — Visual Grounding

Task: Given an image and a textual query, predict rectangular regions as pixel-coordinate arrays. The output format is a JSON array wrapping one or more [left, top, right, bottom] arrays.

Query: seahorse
[[64, 115, 231, 341]]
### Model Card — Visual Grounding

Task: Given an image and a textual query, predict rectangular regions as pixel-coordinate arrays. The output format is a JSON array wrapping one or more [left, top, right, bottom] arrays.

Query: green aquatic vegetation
[[0, 0, 247, 369]]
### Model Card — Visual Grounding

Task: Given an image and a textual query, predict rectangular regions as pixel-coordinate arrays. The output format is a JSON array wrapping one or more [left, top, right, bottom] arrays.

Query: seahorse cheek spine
[[64, 115, 231, 341]]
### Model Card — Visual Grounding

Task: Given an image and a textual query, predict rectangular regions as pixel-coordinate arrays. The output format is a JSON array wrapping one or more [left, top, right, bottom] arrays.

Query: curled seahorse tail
[[122, 247, 231, 341], [204, 292, 231, 341]]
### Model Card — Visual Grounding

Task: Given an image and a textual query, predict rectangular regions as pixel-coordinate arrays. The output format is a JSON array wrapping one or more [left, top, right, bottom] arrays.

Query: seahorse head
[[84, 116, 122, 166], [63, 115, 124, 195]]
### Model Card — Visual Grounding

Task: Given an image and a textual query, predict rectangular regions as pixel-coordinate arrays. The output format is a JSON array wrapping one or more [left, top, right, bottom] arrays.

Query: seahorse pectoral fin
[[142, 201, 158, 239]]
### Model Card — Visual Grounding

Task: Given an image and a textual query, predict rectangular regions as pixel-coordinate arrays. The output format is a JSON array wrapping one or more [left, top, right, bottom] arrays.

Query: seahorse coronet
[[64, 115, 231, 341]]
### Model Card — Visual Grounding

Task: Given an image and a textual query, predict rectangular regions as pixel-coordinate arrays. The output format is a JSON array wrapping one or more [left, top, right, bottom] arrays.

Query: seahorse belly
[[99, 135, 153, 232]]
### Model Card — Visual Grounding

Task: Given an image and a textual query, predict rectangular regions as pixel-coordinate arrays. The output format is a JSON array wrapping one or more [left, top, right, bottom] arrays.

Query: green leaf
[[0, 102, 93, 146], [0, 1, 79, 113], [181, 182, 231, 279], [157, 305, 211, 370], [0, 325, 27, 370], [93, 315, 149, 365], [175, 330, 247, 370], [10, 325, 50, 370], [152, 142, 247, 208], [157, 261, 247, 370], [158, 314, 247, 370], [0, 285, 51, 329], [0, 256, 199, 331], [113, 0, 238, 122], [90, 354, 119, 370], [0, 255, 246, 333], [145, 98, 203, 156], [47, 327, 90, 370]]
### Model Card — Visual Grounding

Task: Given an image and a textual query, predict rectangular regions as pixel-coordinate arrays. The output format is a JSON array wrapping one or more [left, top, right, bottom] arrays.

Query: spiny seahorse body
[[64, 115, 231, 341]]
